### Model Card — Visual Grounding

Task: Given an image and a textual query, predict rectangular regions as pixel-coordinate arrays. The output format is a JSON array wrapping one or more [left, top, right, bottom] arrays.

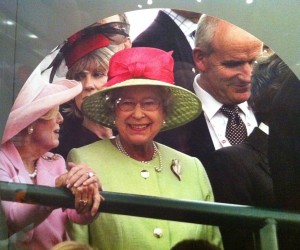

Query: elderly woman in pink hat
[[0, 67, 102, 249], [68, 47, 223, 249]]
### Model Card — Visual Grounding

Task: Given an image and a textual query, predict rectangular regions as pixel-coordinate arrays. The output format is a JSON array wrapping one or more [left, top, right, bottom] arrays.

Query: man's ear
[[193, 48, 207, 72], [124, 37, 132, 48]]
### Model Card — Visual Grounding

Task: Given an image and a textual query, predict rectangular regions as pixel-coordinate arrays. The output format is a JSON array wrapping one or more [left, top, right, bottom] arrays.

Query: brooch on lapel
[[171, 159, 181, 181]]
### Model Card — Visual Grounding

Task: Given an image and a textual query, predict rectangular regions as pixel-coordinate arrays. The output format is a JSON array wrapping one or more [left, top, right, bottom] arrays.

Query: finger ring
[[87, 172, 94, 178], [79, 200, 87, 206]]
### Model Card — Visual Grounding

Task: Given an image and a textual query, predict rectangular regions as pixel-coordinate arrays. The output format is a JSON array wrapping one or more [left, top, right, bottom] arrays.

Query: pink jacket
[[0, 142, 94, 250]]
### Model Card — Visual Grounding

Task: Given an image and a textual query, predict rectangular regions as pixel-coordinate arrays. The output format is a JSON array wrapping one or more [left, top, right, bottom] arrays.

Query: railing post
[[259, 218, 278, 250]]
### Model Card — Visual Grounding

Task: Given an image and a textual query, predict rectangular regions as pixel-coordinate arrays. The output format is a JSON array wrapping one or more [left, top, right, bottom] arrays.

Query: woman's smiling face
[[114, 85, 165, 146]]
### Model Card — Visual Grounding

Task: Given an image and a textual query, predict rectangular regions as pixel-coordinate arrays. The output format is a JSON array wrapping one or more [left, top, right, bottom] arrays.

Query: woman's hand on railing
[[55, 162, 103, 216]]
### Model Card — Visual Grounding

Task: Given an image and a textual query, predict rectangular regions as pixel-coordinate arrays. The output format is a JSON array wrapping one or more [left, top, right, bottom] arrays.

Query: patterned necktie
[[190, 30, 196, 39], [220, 105, 247, 145]]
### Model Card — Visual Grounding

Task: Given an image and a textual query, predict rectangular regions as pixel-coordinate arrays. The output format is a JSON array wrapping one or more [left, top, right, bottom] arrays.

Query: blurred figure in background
[[133, 9, 200, 92], [269, 64, 300, 211], [269, 55, 300, 250]]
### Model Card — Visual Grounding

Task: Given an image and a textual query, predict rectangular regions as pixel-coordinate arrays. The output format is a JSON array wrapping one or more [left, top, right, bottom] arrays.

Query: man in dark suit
[[205, 53, 289, 250], [189, 15, 262, 167], [133, 9, 201, 153], [205, 53, 287, 207]]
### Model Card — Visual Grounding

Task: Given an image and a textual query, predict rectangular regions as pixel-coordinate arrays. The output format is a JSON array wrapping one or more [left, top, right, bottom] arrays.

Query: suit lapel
[[246, 127, 270, 174], [189, 113, 215, 167]]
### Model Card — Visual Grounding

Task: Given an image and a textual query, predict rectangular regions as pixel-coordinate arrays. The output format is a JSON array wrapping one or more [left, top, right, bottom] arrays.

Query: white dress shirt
[[193, 74, 258, 150]]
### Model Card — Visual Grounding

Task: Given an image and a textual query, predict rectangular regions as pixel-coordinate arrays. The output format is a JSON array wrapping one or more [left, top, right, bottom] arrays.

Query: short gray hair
[[194, 14, 220, 55]]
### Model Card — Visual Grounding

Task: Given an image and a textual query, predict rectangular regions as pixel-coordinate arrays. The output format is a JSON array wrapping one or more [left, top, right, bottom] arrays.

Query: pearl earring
[[162, 120, 166, 126], [27, 126, 34, 135]]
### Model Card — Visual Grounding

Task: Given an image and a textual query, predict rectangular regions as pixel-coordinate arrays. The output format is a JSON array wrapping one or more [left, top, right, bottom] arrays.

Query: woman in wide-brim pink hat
[[68, 47, 223, 249], [0, 66, 103, 250]]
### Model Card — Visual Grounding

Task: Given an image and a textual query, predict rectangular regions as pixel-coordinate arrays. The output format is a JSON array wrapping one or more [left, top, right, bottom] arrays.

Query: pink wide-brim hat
[[1, 67, 82, 144], [82, 47, 202, 131]]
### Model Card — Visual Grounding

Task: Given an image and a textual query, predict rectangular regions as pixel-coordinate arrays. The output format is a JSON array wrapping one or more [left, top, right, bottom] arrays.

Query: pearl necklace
[[28, 163, 37, 179], [115, 136, 163, 172]]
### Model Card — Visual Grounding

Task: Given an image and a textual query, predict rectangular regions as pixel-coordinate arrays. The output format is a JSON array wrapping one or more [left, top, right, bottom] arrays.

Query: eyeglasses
[[115, 98, 161, 112]]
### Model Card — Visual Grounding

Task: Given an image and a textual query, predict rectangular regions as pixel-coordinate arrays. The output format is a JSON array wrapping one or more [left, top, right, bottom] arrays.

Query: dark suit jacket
[[205, 127, 274, 250], [133, 11, 204, 154], [269, 73, 300, 211], [188, 113, 215, 168], [53, 115, 100, 159], [206, 127, 274, 207], [269, 73, 300, 250]]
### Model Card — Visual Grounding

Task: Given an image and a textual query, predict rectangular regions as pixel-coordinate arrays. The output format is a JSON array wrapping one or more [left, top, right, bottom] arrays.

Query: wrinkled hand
[[66, 162, 101, 189], [55, 162, 103, 216], [72, 182, 102, 216]]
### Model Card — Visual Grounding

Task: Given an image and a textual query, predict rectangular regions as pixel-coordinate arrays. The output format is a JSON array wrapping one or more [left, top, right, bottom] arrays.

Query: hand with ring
[[79, 200, 88, 206], [55, 162, 103, 216], [73, 184, 102, 215], [65, 162, 101, 189], [87, 172, 94, 179]]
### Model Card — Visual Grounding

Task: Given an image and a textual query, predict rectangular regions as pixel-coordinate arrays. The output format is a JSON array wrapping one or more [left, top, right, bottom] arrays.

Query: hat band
[[105, 61, 174, 87], [65, 33, 110, 68]]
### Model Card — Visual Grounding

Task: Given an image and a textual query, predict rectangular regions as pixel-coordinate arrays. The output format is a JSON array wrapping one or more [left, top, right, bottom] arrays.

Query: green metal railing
[[1, 181, 300, 250]]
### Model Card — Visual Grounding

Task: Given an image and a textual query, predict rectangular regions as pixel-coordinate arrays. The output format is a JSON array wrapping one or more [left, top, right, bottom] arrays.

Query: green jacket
[[68, 139, 223, 250]]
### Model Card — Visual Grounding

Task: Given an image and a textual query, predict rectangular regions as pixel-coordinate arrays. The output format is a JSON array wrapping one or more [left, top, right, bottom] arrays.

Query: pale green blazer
[[68, 139, 223, 250]]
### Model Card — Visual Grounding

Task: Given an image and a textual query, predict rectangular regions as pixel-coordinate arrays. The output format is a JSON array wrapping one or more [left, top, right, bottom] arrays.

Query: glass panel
[[0, 1, 300, 249]]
